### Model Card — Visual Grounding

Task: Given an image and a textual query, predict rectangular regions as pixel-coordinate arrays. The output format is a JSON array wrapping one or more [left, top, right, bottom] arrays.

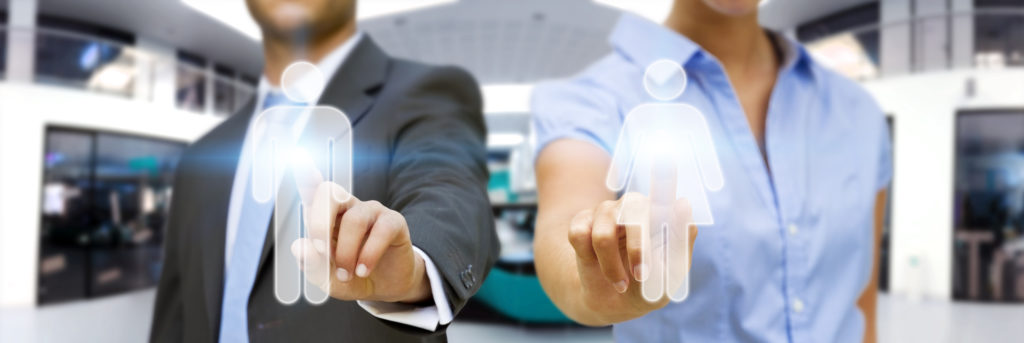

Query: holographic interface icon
[[250, 61, 353, 305], [607, 59, 724, 303]]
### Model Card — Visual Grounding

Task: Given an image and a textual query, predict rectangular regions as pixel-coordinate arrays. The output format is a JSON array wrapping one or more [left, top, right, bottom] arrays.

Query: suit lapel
[[254, 36, 391, 278], [198, 100, 257, 335], [319, 35, 389, 126]]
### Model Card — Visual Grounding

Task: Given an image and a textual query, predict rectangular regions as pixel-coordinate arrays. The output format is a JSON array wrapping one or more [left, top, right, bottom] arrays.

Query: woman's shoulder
[[809, 61, 883, 112], [530, 53, 638, 155], [532, 53, 640, 111], [799, 59, 887, 135]]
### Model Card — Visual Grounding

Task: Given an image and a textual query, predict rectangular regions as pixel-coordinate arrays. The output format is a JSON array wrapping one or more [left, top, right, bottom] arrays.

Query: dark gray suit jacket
[[150, 36, 498, 342]]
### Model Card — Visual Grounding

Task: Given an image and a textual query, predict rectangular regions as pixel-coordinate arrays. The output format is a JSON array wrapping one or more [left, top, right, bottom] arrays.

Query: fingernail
[[355, 264, 369, 278], [290, 242, 301, 257], [614, 280, 628, 293], [634, 264, 648, 282], [313, 239, 327, 254], [336, 268, 350, 282]]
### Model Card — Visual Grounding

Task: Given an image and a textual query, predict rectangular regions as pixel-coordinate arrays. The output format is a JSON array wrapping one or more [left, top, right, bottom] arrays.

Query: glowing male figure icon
[[606, 59, 724, 303], [250, 61, 353, 305]]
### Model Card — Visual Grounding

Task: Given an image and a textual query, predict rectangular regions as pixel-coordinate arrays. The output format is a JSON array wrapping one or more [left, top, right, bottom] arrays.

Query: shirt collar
[[610, 13, 701, 68], [257, 30, 366, 104], [767, 30, 815, 78], [609, 13, 814, 77]]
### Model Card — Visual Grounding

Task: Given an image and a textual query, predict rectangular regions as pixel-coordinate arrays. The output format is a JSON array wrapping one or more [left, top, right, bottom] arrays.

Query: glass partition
[[6, 10, 1022, 113], [33, 27, 135, 97], [803, 9, 1024, 81], [38, 127, 186, 304], [38, 129, 94, 304], [1, 26, 7, 80], [175, 62, 207, 113], [975, 12, 1024, 67], [953, 110, 1024, 302], [0, 26, 255, 115], [234, 75, 257, 114], [213, 65, 238, 116]]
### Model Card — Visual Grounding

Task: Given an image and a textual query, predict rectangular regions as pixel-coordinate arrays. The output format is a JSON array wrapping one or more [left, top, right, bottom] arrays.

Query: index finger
[[308, 182, 359, 245]]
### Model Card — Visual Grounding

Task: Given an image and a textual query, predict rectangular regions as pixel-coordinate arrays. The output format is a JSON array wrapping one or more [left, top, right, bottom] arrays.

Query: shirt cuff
[[356, 246, 454, 331]]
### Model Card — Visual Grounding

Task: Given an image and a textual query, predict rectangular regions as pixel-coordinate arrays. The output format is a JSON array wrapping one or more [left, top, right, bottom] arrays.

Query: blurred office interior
[[2, 0, 1024, 341]]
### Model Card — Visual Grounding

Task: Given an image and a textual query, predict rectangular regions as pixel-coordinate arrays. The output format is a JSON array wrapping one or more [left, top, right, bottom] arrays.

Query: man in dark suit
[[150, 0, 498, 341]]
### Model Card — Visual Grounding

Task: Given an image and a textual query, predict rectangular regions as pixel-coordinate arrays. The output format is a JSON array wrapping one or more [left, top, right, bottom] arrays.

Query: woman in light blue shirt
[[531, 0, 891, 342]]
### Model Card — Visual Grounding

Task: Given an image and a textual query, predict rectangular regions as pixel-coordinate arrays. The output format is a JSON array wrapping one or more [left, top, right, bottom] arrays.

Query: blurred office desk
[[3, 290, 1023, 342]]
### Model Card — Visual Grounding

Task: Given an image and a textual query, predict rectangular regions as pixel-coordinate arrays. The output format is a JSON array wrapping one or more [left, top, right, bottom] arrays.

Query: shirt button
[[792, 298, 805, 313], [460, 265, 476, 289], [787, 224, 799, 235]]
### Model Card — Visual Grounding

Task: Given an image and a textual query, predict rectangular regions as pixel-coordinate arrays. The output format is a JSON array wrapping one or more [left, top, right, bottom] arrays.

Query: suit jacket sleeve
[[150, 157, 189, 342], [385, 65, 499, 321]]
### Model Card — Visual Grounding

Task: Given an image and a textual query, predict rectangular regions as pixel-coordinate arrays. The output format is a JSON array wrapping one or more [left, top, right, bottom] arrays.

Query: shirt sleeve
[[356, 246, 452, 332], [531, 79, 623, 156], [876, 117, 894, 191]]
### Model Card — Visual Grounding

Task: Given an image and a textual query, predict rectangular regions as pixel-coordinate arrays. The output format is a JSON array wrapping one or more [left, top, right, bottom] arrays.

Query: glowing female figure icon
[[250, 61, 353, 305], [606, 59, 724, 303]]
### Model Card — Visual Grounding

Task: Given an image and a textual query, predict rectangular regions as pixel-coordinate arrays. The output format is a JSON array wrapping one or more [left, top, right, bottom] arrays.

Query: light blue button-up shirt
[[532, 13, 892, 342]]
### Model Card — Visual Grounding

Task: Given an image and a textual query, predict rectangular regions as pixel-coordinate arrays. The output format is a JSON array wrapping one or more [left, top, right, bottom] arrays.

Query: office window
[[1, 10, 7, 80], [798, 2, 880, 80], [175, 51, 206, 113], [880, 116, 894, 292], [953, 110, 1024, 302], [39, 127, 186, 304], [213, 64, 236, 116], [235, 73, 258, 112], [33, 16, 135, 96], [975, 0, 1024, 67], [39, 130, 94, 304], [796, 2, 880, 45]]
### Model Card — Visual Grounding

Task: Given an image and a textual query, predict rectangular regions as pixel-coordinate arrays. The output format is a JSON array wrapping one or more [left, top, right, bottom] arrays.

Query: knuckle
[[592, 230, 617, 250], [570, 211, 591, 228], [381, 221, 402, 236], [568, 211, 593, 238], [346, 208, 371, 227], [568, 228, 591, 248], [383, 211, 406, 228], [571, 209, 593, 225]]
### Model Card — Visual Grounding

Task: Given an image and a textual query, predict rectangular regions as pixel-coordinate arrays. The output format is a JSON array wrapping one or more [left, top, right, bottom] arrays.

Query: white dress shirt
[[223, 31, 453, 331]]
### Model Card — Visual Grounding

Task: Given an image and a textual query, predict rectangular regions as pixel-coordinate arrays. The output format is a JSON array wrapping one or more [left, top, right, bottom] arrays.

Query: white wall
[[880, 0, 912, 75], [950, 0, 974, 69], [0, 83, 222, 307], [863, 68, 1024, 299], [913, 0, 950, 71], [5, 0, 37, 83]]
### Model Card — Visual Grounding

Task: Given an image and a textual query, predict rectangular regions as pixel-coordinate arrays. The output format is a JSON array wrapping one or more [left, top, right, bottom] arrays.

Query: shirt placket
[[766, 71, 811, 342], [696, 55, 797, 339]]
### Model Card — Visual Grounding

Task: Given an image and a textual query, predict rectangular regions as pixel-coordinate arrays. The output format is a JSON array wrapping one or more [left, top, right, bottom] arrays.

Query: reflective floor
[[1, 289, 1023, 342]]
